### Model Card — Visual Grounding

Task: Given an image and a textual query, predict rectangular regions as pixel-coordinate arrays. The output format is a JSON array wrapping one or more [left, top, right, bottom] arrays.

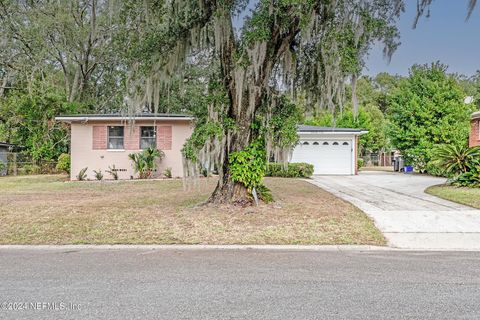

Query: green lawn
[[0, 175, 385, 245], [425, 185, 480, 209]]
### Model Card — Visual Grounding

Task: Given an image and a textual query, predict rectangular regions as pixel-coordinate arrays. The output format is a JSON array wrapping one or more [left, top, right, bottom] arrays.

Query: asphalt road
[[1, 249, 480, 319]]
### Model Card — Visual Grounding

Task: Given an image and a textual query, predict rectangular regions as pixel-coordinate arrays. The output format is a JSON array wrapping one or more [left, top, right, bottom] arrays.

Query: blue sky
[[364, 0, 480, 77]]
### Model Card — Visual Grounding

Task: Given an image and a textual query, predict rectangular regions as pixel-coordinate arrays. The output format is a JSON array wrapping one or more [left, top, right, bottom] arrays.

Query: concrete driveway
[[310, 172, 480, 250]]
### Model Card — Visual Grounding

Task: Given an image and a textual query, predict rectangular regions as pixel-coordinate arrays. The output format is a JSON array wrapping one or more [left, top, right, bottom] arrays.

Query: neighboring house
[[470, 111, 480, 147], [0, 142, 13, 176], [55, 114, 193, 180], [290, 125, 367, 175]]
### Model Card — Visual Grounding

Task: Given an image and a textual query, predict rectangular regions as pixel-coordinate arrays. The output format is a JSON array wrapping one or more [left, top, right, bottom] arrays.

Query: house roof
[[55, 113, 193, 122], [297, 125, 368, 134], [472, 111, 480, 120]]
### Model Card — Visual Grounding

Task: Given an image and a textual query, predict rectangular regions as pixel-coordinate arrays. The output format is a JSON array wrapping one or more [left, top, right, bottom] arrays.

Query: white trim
[[298, 130, 368, 136], [106, 149, 125, 152], [55, 116, 193, 122]]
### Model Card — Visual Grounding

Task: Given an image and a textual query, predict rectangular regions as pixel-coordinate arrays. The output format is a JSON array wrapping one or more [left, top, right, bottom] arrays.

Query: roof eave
[[55, 116, 194, 122], [298, 130, 366, 135]]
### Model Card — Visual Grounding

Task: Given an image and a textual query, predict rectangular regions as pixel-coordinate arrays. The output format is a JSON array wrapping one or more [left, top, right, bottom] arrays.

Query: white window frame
[[108, 126, 124, 150]]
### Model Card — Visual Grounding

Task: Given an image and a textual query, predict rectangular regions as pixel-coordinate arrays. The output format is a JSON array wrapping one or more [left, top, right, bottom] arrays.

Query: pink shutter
[[124, 126, 140, 150], [157, 126, 172, 150], [92, 126, 107, 150]]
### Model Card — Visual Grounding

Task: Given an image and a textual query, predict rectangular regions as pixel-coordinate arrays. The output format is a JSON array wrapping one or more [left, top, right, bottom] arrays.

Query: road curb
[[0, 244, 398, 251], [1, 244, 479, 251]]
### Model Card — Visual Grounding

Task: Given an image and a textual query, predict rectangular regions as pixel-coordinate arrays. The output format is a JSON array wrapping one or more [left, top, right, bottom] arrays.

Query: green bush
[[164, 167, 172, 178], [449, 163, 480, 187], [93, 169, 103, 181], [129, 147, 165, 179], [430, 144, 480, 177], [76, 167, 88, 181], [357, 158, 364, 169], [106, 165, 119, 180], [265, 162, 314, 178], [255, 184, 273, 203], [56, 153, 71, 175], [451, 171, 480, 187], [21, 164, 41, 175], [229, 140, 266, 191], [425, 161, 447, 177]]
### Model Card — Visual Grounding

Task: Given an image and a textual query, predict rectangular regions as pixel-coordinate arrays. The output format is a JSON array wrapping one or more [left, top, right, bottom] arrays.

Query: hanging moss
[[120, 0, 403, 197]]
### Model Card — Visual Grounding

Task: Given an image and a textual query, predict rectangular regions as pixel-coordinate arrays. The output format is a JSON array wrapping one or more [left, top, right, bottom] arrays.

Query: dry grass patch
[[426, 185, 480, 209], [0, 175, 385, 245], [361, 166, 393, 172]]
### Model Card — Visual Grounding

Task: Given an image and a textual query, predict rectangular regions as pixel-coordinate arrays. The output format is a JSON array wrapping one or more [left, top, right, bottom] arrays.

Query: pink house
[[470, 111, 480, 147], [55, 114, 193, 180]]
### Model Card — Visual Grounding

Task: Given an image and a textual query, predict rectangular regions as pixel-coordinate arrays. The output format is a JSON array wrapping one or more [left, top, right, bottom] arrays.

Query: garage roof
[[297, 125, 366, 133]]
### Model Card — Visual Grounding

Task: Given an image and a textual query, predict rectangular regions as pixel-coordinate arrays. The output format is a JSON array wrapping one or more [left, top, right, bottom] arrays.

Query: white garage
[[290, 125, 367, 175]]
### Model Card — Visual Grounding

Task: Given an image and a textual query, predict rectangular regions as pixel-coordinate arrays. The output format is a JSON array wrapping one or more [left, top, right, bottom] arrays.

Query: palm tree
[[129, 148, 165, 179], [431, 144, 480, 176]]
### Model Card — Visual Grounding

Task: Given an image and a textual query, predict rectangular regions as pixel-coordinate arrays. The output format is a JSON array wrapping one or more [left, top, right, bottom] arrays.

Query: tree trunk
[[208, 114, 252, 205], [206, 9, 300, 205]]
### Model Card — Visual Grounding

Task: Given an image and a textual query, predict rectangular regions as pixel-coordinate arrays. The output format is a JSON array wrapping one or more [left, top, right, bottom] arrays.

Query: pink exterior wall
[[70, 120, 192, 180], [470, 118, 480, 148]]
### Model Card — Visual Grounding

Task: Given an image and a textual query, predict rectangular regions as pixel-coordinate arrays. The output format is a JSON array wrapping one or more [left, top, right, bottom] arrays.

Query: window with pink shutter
[[140, 126, 156, 149], [107, 126, 124, 149]]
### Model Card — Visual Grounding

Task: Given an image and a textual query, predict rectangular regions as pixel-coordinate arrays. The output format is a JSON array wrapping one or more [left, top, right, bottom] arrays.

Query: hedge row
[[265, 162, 314, 178]]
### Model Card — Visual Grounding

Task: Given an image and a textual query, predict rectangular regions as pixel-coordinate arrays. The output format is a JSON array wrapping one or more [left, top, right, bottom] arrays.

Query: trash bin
[[404, 165, 413, 173], [393, 157, 399, 171], [393, 156, 404, 172]]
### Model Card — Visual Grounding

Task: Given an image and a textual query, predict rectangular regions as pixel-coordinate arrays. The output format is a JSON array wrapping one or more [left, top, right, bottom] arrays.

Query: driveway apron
[[309, 172, 480, 249]]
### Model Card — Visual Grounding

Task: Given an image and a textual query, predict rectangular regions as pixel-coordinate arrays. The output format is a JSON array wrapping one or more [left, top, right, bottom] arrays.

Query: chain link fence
[[0, 152, 61, 176], [361, 152, 394, 167]]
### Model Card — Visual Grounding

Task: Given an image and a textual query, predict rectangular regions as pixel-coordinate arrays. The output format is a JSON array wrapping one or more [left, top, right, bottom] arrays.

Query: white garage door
[[291, 140, 353, 175]]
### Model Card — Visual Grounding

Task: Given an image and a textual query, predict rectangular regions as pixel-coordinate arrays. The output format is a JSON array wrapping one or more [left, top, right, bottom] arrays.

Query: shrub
[[22, 164, 41, 175], [93, 169, 103, 181], [451, 171, 480, 187], [56, 153, 71, 175], [255, 184, 273, 203], [448, 161, 480, 187], [229, 140, 266, 192], [164, 167, 172, 178], [77, 167, 88, 181], [106, 165, 119, 180], [265, 162, 314, 178], [430, 144, 480, 177], [425, 161, 447, 177], [129, 147, 165, 179], [357, 158, 364, 169]]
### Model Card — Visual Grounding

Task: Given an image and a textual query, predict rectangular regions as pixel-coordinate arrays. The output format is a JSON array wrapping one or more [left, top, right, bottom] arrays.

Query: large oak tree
[[121, 0, 405, 204]]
